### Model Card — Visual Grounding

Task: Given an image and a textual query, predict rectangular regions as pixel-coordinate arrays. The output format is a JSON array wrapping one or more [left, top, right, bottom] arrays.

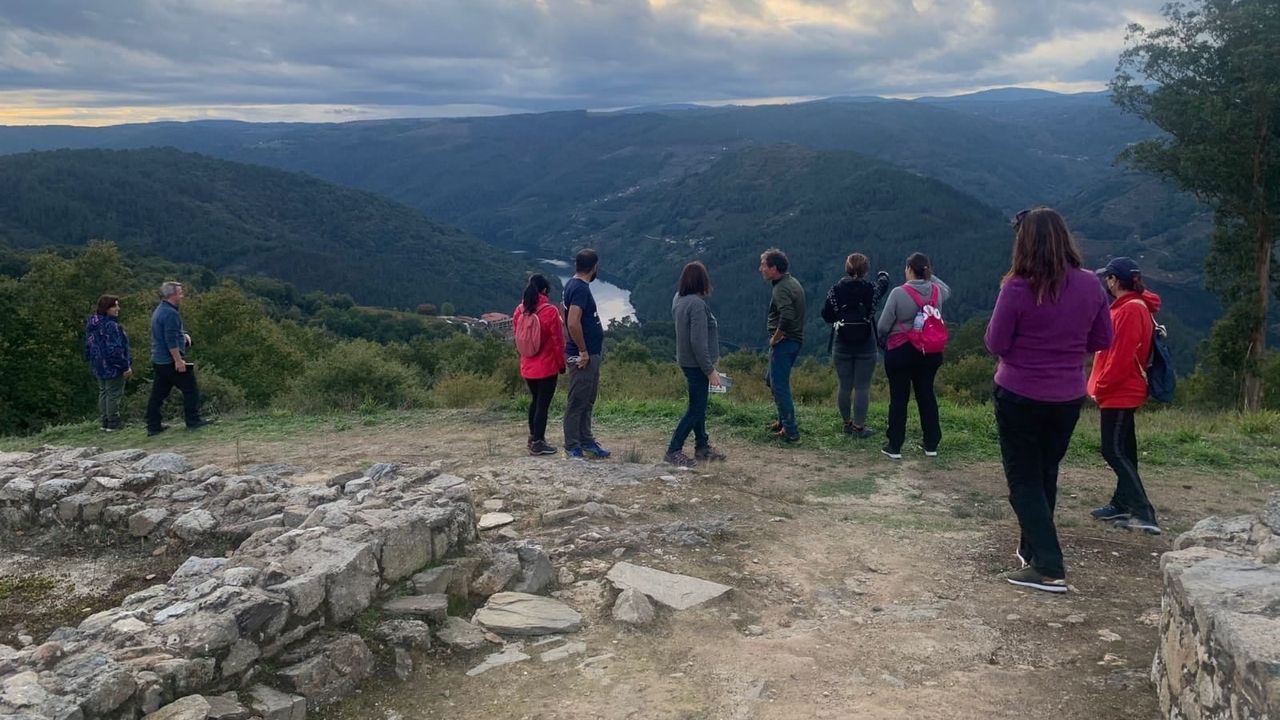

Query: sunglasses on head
[[1011, 209, 1031, 228]]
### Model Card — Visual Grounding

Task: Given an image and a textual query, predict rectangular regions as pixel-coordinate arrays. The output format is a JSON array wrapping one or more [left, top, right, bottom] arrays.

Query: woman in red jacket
[[514, 274, 566, 456], [1087, 257, 1161, 535]]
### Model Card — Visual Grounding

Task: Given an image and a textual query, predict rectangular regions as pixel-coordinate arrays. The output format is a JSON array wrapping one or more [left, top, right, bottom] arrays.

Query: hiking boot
[[766, 420, 783, 433], [881, 444, 902, 460], [565, 447, 586, 460], [529, 440, 558, 456], [583, 442, 611, 459], [851, 426, 876, 440], [1090, 504, 1130, 522], [770, 428, 799, 442], [695, 446, 726, 462], [842, 421, 855, 436], [1119, 516, 1162, 535], [1004, 567, 1067, 594], [664, 451, 697, 467], [147, 424, 169, 437], [186, 418, 216, 432]]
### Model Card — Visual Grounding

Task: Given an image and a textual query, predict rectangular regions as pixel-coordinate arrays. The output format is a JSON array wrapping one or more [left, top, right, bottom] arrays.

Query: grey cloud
[[0, 0, 1170, 117]]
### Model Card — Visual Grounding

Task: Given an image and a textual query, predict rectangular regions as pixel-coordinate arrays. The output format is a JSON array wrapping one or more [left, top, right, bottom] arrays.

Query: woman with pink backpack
[[513, 274, 566, 456], [876, 252, 950, 460]]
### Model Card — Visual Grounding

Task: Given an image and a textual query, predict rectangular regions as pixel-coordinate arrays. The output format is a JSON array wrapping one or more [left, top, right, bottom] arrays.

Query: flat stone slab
[[606, 561, 732, 610], [436, 616, 491, 650], [477, 512, 515, 530], [466, 645, 531, 676], [472, 592, 582, 636], [381, 594, 448, 621]]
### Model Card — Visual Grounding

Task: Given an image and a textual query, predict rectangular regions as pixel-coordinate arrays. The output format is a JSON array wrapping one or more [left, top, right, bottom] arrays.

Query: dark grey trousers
[[833, 344, 877, 426], [563, 355, 601, 450]]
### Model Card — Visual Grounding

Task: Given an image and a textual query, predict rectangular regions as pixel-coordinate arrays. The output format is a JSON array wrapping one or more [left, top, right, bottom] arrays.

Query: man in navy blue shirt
[[563, 249, 610, 459], [146, 281, 210, 436]]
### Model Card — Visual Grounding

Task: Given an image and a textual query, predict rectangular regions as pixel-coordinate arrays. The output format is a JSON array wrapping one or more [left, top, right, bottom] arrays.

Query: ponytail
[[522, 274, 551, 314]]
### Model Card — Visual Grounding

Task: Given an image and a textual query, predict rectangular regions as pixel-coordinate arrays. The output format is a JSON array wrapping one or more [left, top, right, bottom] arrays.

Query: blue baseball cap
[[1096, 257, 1141, 282]]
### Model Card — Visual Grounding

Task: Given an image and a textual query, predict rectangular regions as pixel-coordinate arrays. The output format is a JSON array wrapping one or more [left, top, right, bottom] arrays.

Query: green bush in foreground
[[284, 340, 425, 413]]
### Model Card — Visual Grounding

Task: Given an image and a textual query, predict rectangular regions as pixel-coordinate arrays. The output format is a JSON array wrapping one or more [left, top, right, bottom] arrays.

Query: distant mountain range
[[0, 88, 1217, 350], [0, 148, 532, 314]]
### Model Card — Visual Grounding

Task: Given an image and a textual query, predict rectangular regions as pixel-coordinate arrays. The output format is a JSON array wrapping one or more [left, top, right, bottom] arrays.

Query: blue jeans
[[667, 366, 710, 454], [767, 339, 801, 435]]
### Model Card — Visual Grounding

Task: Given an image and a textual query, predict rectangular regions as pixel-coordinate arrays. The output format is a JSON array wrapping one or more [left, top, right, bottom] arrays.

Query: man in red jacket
[[1087, 257, 1161, 535]]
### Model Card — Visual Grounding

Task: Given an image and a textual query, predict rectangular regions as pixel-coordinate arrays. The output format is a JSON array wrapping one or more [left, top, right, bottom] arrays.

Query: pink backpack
[[514, 306, 543, 357], [900, 284, 947, 354]]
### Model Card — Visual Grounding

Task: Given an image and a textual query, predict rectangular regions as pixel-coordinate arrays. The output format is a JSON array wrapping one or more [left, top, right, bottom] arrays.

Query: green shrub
[[938, 355, 997, 405], [599, 361, 686, 401], [284, 340, 424, 412], [791, 358, 836, 404], [123, 367, 248, 422], [432, 373, 501, 408]]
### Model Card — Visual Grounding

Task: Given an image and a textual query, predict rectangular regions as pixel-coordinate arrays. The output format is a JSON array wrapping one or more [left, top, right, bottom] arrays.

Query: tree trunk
[[1243, 110, 1272, 411]]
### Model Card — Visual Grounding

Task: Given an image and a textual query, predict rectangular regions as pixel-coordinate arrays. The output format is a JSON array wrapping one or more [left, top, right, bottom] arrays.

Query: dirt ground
[[3, 412, 1271, 720]]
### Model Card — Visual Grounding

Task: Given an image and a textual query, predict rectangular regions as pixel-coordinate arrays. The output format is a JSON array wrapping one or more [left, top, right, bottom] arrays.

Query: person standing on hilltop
[[761, 248, 805, 442], [822, 253, 891, 440], [84, 294, 133, 432], [513, 274, 566, 457], [1087, 257, 1162, 535], [146, 281, 212, 436], [877, 253, 949, 459], [985, 207, 1113, 594], [562, 250, 611, 460], [665, 261, 726, 467]]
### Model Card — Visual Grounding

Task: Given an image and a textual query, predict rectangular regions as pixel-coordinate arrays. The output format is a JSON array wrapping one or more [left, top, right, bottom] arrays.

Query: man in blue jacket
[[145, 281, 210, 436]]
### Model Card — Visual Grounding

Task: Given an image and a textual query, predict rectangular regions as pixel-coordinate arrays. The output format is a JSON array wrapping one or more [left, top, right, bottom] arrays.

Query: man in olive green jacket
[[761, 248, 805, 441]]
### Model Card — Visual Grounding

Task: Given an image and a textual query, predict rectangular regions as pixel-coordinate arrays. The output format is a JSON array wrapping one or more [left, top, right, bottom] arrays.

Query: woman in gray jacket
[[877, 252, 951, 460], [666, 261, 725, 467]]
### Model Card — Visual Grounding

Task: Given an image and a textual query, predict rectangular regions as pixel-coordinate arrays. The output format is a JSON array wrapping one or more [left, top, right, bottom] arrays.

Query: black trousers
[[146, 363, 201, 431], [884, 344, 943, 452], [525, 375, 558, 443], [994, 386, 1082, 579], [1100, 408, 1157, 523]]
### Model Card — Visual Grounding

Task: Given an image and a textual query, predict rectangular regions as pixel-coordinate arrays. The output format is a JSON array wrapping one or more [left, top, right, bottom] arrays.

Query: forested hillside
[[553, 145, 1011, 348], [0, 148, 531, 314]]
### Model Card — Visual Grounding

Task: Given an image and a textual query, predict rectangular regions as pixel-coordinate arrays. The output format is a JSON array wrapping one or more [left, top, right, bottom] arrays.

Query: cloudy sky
[[0, 0, 1168, 126]]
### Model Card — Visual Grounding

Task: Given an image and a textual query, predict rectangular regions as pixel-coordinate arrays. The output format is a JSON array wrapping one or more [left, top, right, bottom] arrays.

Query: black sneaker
[[529, 440, 558, 456], [1090, 504, 1130, 522], [851, 426, 876, 440], [881, 444, 902, 460], [147, 425, 169, 437], [186, 419, 216, 431], [694, 446, 726, 462], [1119, 517, 1162, 535], [1004, 567, 1067, 594], [842, 421, 855, 436]]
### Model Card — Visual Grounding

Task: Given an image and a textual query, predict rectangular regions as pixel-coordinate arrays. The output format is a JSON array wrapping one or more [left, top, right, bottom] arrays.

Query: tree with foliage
[[1112, 0, 1280, 409]]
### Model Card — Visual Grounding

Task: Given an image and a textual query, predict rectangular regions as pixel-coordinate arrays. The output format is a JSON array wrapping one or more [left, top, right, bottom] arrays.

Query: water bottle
[[912, 312, 926, 331]]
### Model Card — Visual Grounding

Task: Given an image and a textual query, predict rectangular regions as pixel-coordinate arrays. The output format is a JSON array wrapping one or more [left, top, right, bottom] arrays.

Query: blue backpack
[[1147, 321, 1176, 403]]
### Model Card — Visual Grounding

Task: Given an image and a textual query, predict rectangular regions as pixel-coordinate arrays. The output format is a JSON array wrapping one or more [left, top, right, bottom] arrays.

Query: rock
[[343, 478, 372, 495], [482, 499, 505, 511], [1065, 614, 1086, 625], [410, 566, 453, 595], [394, 647, 413, 680], [367, 463, 399, 482], [435, 617, 491, 651], [373, 619, 433, 650], [171, 488, 208, 503], [473, 592, 582, 636], [172, 556, 230, 583], [2, 670, 49, 707], [542, 506, 584, 523], [0, 478, 36, 502], [30, 641, 63, 668], [612, 588, 656, 625], [35, 477, 86, 503], [477, 512, 515, 530], [172, 509, 219, 541], [465, 645, 531, 676], [1262, 491, 1280, 532], [1256, 534, 1280, 564], [746, 625, 766, 636], [144, 694, 211, 720], [248, 684, 307, 720], [129, 508, 171, 537], [220, 639, 260, 677], [278, 536, 379, 624], [472, 551, 520, 597], [605, 561, 732, 610], [539, 640, 587, 663], [94, 448, 147, 463], [247, 463, 305, 478], [326, 470, 363, 488], [381, 594, 448, 622], [277, 633, 374, 706], [0, 450, 37, 466], [426, 474, 465, 492], [204, 695, 252, 720], [137, 453, 193, 474], [509, 543, 554, 594], [557, 567, 576, 586]]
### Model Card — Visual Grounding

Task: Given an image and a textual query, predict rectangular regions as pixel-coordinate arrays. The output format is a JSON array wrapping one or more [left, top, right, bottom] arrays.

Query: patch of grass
[[0, 574, 58, 603], [812, 476, 879, 498]]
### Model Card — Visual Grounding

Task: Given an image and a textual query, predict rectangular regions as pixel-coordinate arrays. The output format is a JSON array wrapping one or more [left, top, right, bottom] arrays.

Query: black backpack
[[834, 299, 873, 344]]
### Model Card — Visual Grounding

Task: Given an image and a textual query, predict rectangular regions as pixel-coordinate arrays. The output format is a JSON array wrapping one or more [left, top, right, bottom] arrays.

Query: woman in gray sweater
[[666, 261, 725, 467]]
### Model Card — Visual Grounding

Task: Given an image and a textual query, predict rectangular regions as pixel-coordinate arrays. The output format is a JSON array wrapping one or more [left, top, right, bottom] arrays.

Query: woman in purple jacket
[[984, 208, 1113, 594]]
